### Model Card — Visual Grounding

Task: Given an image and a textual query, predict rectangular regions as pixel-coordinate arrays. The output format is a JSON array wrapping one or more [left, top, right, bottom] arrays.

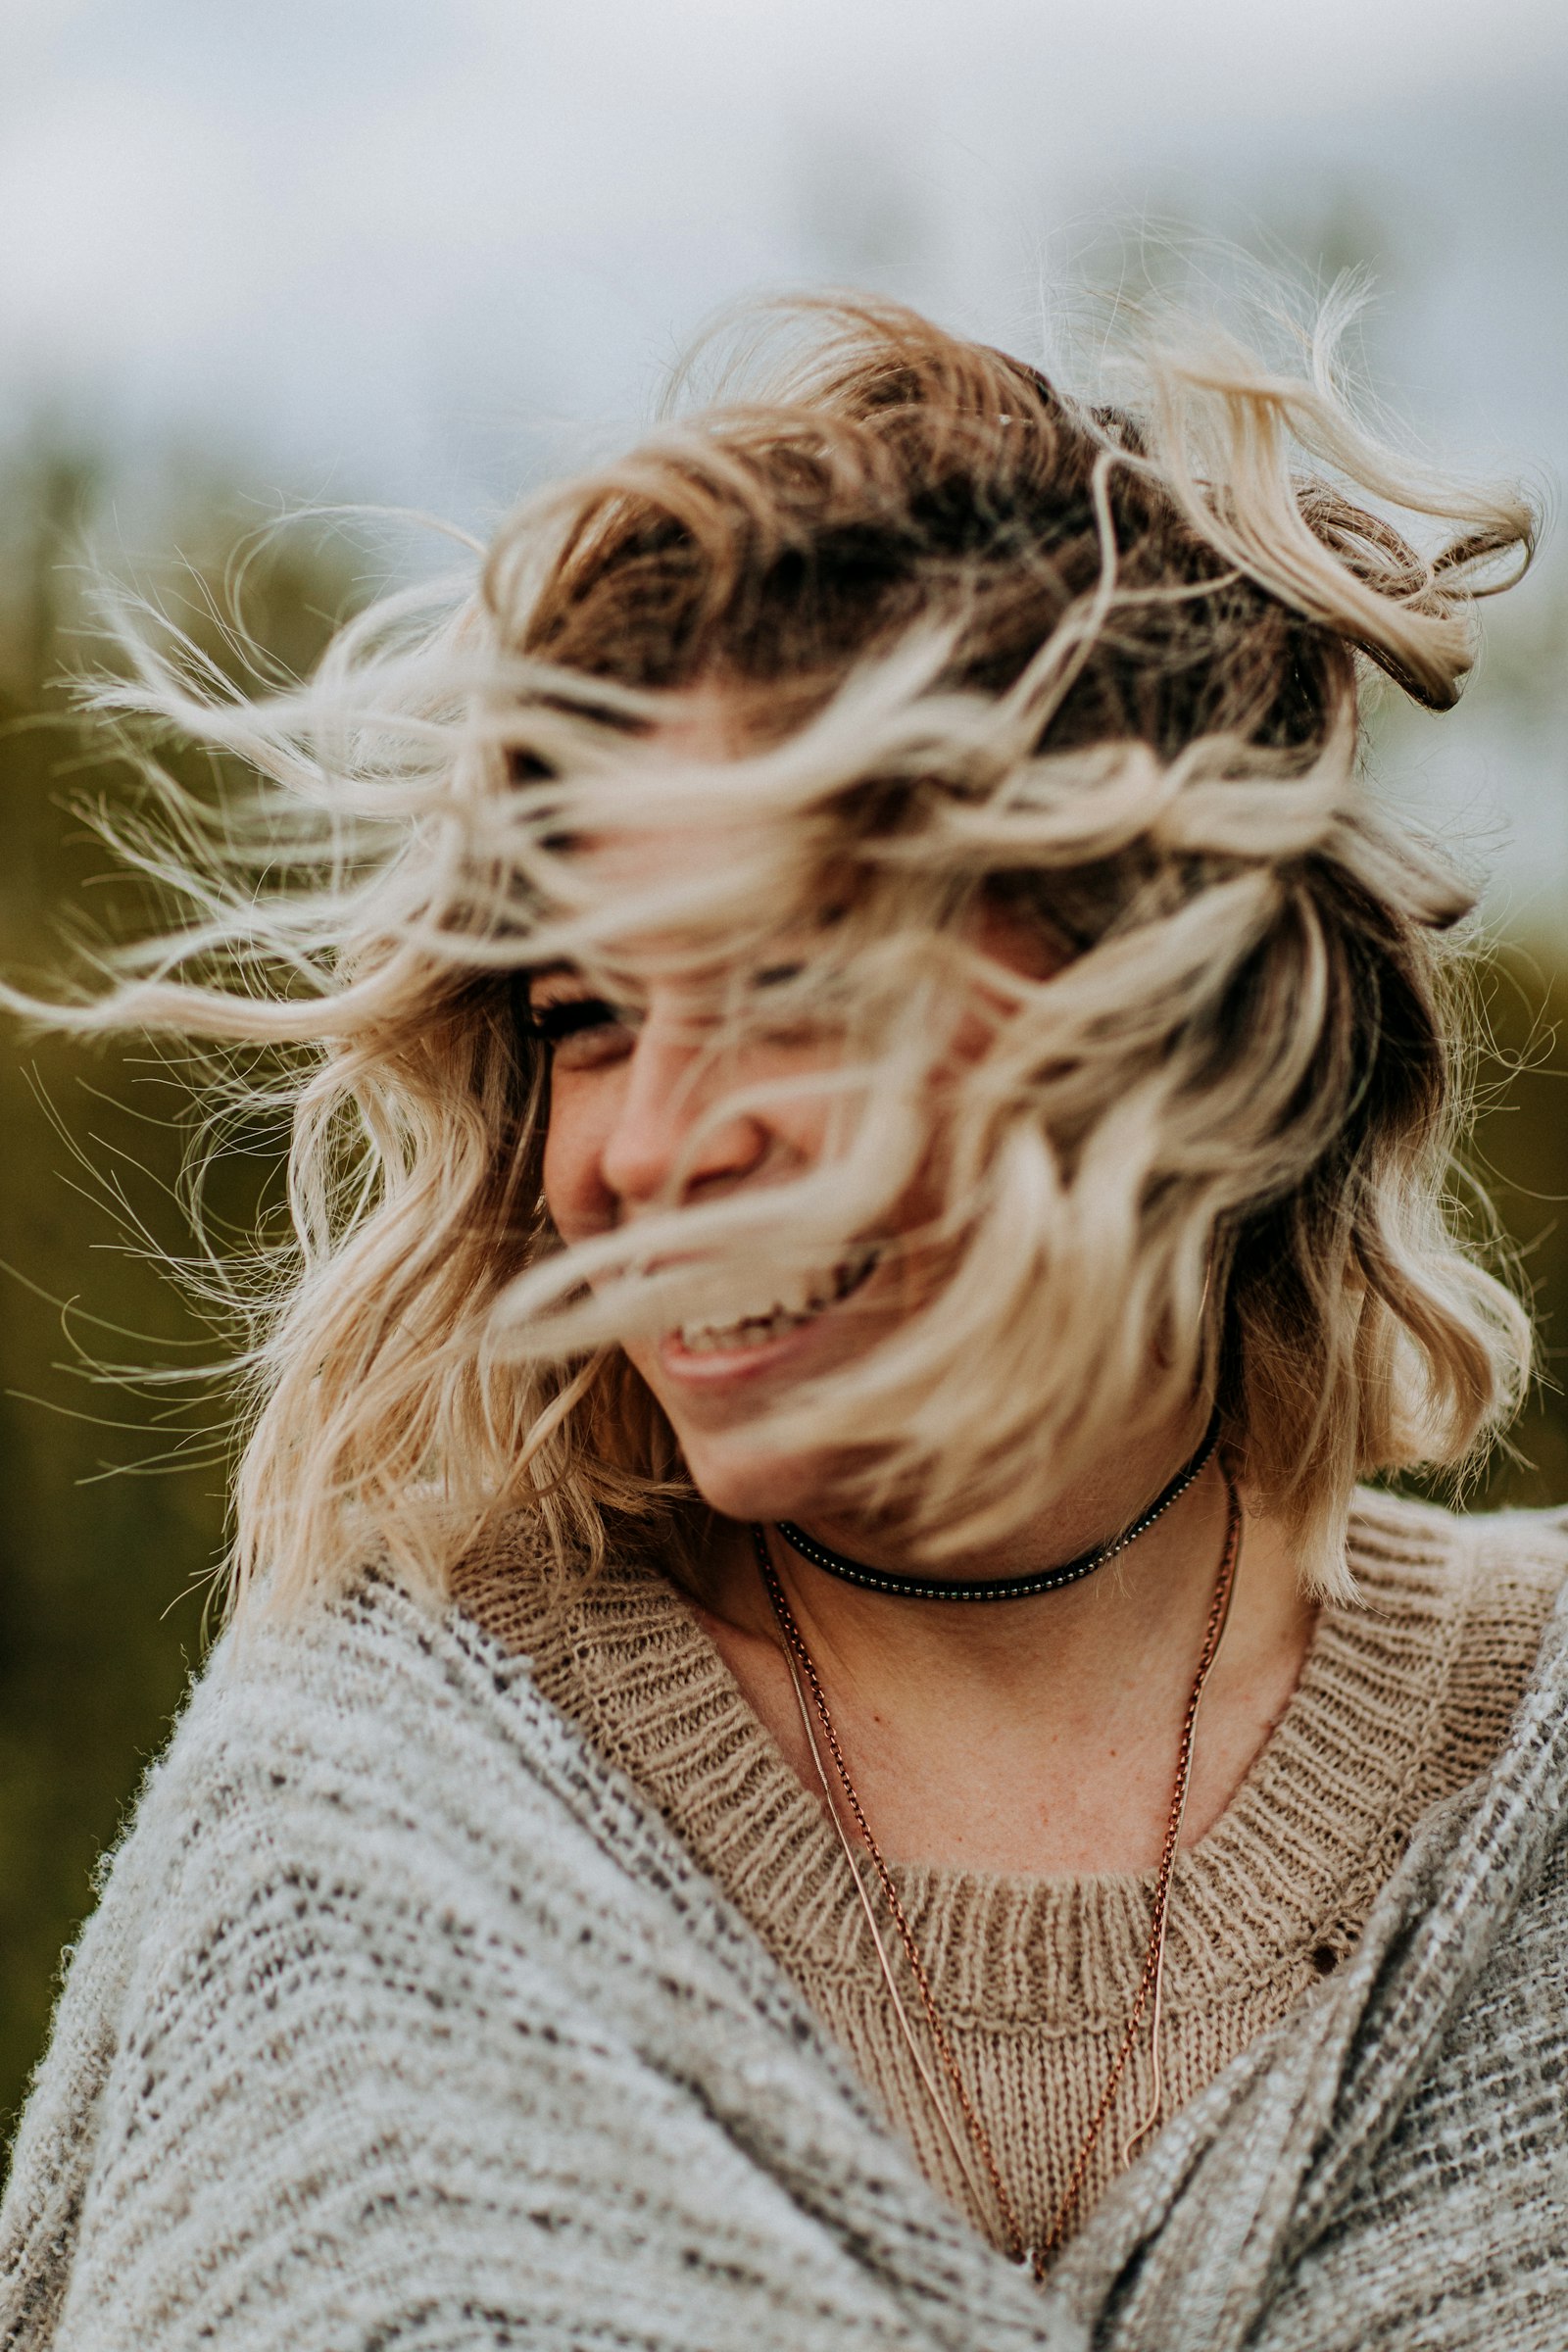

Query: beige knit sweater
[[455, 1487, 1562, 2259]]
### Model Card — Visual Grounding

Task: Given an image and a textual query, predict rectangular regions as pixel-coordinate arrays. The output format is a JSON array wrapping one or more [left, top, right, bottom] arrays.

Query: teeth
[[679, 1309, 804, 1353], [771, 1265, 815, 1319], [677, 1246, 880, 1353]]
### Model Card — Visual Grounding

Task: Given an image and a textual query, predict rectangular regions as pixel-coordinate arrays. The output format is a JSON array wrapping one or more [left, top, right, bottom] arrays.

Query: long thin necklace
[[774, 1407, 1220, 1604], [751, 1465, 1241, 2277]]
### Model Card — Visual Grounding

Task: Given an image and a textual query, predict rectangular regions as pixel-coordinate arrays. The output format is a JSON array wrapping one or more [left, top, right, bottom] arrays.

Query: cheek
[[540, 1085, 605, 1243]]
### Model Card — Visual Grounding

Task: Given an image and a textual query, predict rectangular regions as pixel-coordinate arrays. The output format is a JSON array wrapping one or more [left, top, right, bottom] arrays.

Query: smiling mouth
[[674, 1244, 882, 1354]]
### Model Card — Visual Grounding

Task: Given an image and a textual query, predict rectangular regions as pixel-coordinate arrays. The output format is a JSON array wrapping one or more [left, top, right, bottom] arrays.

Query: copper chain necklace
[[750, 1466, 1241, 2277]]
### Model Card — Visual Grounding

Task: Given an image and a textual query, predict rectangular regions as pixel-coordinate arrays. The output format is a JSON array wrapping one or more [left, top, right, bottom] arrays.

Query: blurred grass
[[0, 444, 1565, 2155]]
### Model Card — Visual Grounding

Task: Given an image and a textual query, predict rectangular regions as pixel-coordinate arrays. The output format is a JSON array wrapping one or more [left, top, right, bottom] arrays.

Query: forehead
[[536, 861, 1055, 997], [550, 681, 769, 887], [531, 681, 1060, 983]]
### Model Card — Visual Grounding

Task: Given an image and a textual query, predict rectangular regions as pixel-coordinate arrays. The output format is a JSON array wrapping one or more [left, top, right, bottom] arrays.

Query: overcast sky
[[3, 0, 1565, 915], [5, 0, 1566, 495]]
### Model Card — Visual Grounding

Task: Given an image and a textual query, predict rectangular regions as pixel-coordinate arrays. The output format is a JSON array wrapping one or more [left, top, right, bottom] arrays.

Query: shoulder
[[100, 1575, 567, 1933], [104, 1568, 738, 2000], [1348, 1481, 1568, 1587], [7, 1573, 632, 2168], [1318, 1486, 1568, 1847], [1347, 1484, 1568, 1681]]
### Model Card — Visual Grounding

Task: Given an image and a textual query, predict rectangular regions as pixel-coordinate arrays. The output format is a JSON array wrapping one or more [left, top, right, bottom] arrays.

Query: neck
[[769, 1439, 1239, 1714], [695, 1422, 1315, 1873], [774, 1410, 1219, 1602]]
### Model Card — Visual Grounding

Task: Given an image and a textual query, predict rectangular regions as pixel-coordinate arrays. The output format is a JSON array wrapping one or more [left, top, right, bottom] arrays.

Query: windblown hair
[[27, 290, 1537, 1610]]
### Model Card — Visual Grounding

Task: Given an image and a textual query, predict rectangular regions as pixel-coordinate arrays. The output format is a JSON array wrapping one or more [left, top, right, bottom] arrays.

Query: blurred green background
[[0, 435, 1565, 2149], [0, 453, 368, 2142]]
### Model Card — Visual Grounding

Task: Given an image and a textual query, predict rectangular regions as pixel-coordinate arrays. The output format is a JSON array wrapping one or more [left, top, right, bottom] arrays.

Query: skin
[[536, 705, 1316, 1879]]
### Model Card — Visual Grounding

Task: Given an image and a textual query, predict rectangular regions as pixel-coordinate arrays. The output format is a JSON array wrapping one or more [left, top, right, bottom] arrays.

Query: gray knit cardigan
[[4, 1523, 1567, 2352]]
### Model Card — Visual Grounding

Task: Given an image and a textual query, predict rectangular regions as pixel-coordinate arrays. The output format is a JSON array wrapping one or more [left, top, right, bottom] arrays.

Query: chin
[[676, 1431, 836, 1529]]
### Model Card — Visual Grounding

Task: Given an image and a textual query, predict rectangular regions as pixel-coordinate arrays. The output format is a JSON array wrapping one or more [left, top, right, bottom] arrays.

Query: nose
[[599, 1011, 770, 1213]]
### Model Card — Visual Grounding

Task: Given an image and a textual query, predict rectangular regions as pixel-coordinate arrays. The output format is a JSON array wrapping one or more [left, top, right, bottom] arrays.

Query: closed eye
[[527, 996, 623, 1044], [523, 981, 645, 1073]]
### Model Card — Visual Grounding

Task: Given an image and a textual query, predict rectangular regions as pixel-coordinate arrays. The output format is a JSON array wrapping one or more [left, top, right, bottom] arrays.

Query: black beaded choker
[[766, 1409, 1221, 1603]]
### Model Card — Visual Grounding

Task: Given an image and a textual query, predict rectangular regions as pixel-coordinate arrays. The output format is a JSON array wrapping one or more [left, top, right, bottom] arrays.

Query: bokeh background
[[3, 0, 1566, 2144]]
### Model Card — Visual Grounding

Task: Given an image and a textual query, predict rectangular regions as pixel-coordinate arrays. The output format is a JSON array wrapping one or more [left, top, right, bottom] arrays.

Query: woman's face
[[531, 707, 1059, 1526], [535, 906, 1059, 1530], [535, 949, 863, 1523]]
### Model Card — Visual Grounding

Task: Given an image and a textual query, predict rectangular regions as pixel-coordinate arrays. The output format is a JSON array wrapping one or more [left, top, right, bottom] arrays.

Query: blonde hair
[[22, 290, 1536, 1612]]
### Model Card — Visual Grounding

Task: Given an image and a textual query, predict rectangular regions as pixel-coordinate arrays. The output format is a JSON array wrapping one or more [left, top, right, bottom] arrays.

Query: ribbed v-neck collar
[[457, 1490, 1556, 2031]]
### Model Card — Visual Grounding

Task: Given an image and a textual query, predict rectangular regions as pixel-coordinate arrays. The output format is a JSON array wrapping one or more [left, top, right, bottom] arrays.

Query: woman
[[2, 292, 1565, 2352]]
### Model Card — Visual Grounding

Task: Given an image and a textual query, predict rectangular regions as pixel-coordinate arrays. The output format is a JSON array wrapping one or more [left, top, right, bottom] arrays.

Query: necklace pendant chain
[[752, 1460, 1242, 2277]]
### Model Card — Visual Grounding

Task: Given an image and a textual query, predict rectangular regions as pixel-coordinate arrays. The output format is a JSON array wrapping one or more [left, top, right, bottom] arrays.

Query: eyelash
[[525, 996, 634, 1046]]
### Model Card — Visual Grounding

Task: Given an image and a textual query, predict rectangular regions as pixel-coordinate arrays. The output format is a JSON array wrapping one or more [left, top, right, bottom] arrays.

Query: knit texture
[[453, 1488, 1564, 2258], [3, 1493, 1567, 2350]]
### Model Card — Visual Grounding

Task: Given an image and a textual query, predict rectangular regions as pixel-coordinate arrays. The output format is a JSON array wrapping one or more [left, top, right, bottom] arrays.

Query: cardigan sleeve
[[8, 1598, 1073, 2352]]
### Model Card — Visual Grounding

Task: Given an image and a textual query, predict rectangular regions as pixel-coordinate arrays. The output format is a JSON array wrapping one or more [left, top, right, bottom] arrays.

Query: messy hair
[[23, 289, 1536, 1611]]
